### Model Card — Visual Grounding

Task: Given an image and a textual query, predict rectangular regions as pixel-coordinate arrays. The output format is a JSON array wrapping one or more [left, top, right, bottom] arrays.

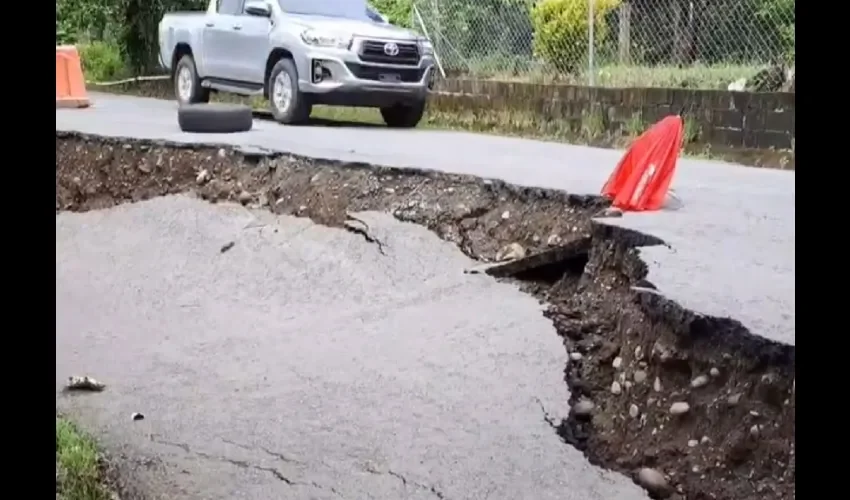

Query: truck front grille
[[346, 63, 425, 83], [359, 40, 420, 66]]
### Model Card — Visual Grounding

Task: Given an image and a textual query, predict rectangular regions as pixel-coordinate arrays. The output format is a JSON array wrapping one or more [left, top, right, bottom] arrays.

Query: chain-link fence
[[411, 0, 794, 90]]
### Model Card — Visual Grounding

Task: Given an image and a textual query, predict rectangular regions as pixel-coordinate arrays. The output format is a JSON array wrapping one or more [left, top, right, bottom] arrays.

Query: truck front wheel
[[380, 100, 427, 129], [268, 59, 312, 125], [174, 54, 210, 106]]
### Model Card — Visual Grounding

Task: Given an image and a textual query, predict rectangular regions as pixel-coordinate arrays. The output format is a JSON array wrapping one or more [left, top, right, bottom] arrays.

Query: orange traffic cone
[[602, 115, 683, 212], [56, 45, 90, 109]]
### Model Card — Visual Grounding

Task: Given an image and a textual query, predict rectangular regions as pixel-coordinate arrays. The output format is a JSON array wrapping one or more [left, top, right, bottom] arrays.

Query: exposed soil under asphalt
[[56, 131, 795, 500]]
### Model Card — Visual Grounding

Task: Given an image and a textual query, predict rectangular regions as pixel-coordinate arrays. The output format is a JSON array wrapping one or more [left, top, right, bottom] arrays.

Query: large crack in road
[[56, 132, 794, 500]]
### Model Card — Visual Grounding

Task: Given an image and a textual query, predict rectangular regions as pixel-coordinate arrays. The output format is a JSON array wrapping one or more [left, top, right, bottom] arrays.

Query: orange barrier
[[56, 45, 90, 109], [602, 115, 683, 212]]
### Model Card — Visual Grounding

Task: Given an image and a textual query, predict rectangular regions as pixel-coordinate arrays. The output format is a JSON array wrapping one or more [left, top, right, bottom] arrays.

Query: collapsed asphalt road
[[57, 134, 794, 500], [60, 195, 643, 500]]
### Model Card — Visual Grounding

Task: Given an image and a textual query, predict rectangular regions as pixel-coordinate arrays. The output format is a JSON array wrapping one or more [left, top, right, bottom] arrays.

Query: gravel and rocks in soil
[[56, 132, 795, 500]]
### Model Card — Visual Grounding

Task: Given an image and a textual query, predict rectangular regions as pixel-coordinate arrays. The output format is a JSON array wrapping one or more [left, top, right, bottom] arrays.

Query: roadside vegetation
[[56, 417, 112, 500]]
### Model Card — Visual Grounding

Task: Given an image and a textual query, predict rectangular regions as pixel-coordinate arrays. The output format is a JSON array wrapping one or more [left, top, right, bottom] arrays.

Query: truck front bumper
[[297, 50, 436, 107]]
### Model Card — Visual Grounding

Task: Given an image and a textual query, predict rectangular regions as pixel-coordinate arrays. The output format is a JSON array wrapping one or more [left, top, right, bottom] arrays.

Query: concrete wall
[[432, 79, 795, 150]]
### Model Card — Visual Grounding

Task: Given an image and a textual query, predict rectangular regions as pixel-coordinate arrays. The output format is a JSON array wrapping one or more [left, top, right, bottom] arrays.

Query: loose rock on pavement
[[65, 375, 106, 392]]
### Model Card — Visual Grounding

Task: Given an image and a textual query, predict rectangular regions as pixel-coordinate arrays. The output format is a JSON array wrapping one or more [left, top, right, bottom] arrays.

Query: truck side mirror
[[366, 7, 389, 24], [244, 1, 271, 17]]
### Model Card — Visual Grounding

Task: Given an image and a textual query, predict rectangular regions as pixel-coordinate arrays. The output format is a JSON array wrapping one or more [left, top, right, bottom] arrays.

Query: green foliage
[[120, 0, 163, 74], [755, 0, 795, 60], [56, 0, 206, 76], [530, 0, 620, 73], [621, 0, 795, 66], [369, 0, 413, 27], [57, 19, 74, 45], [417, 0, 535, 72], [79, 40, 126, 82], [56, 418, 111, 500], [56, 0, 127, 79], [56, 0, 121, 43], [121, 0, 207, 74]]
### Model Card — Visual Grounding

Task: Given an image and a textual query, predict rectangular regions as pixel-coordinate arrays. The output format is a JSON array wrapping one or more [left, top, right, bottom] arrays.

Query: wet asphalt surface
[[57, 197, 646, 499], [57, 93, 795, 344]]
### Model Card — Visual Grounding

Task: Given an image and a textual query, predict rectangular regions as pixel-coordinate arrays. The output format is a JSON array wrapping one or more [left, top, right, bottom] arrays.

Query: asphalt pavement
[[57, 197, 647, 500], [57, 93, 795, 345]]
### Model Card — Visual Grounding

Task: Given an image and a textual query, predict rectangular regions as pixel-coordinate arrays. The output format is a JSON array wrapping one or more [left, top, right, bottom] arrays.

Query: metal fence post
[[588, 0, 596, 87], [414, 4, 447, 78]]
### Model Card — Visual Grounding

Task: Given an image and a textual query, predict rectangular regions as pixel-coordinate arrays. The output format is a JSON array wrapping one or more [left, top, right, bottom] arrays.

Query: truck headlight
[[418, 39, 434, 56], [300, 29, 351, 49]]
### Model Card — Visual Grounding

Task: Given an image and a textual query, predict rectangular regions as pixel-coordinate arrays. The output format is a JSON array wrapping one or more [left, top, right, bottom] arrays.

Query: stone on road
[[56, 196, 647, 500]]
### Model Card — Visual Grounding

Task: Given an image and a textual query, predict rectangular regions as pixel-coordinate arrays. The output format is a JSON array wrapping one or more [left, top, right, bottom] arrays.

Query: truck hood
[[287, 14, 419, 41]]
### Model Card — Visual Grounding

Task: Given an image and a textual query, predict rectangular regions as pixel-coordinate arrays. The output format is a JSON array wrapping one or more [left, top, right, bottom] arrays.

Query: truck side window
[[217, 0, 244, 15]]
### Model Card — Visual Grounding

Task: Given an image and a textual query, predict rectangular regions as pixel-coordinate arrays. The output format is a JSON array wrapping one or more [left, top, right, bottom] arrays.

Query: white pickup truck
[[158, 0, 436, 127]]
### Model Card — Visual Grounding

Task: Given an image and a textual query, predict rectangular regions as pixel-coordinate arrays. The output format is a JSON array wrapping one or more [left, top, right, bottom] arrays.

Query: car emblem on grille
[[383, 42, 400, 56]]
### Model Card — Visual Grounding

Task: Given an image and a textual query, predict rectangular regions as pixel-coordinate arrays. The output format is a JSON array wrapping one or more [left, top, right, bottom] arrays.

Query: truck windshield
[[278, 0, 371, 20]]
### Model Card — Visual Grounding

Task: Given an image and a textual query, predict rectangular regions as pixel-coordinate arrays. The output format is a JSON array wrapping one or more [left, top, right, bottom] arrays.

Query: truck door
[[201, 0, 245, 80], [232, 2, 273, 84]]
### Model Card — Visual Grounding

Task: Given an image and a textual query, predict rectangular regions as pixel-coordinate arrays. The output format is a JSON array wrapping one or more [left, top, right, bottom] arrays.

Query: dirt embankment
[[57, 132, 795, 500]]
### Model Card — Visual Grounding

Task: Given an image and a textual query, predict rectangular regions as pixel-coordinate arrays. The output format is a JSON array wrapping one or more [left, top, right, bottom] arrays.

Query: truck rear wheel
[[268, 59, 311, 125], [380, 100, 427, 128], [174, 54, 210, 106]]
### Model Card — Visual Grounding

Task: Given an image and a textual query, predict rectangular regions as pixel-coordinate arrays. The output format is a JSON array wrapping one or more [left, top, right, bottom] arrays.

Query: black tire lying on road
[[177, 103, 253, 134], [380, 100, 427, 129]]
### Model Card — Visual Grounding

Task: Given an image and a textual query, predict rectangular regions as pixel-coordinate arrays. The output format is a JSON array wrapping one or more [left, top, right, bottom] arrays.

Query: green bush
[[79, 40, 126, 82], [369, 0, 413, 27], [530, 0, 620, 73], [755, 0, 794, 61]]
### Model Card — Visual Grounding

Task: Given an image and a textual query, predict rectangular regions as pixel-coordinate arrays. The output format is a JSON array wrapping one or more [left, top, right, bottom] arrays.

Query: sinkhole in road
[[56, 132, 794, 500]]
